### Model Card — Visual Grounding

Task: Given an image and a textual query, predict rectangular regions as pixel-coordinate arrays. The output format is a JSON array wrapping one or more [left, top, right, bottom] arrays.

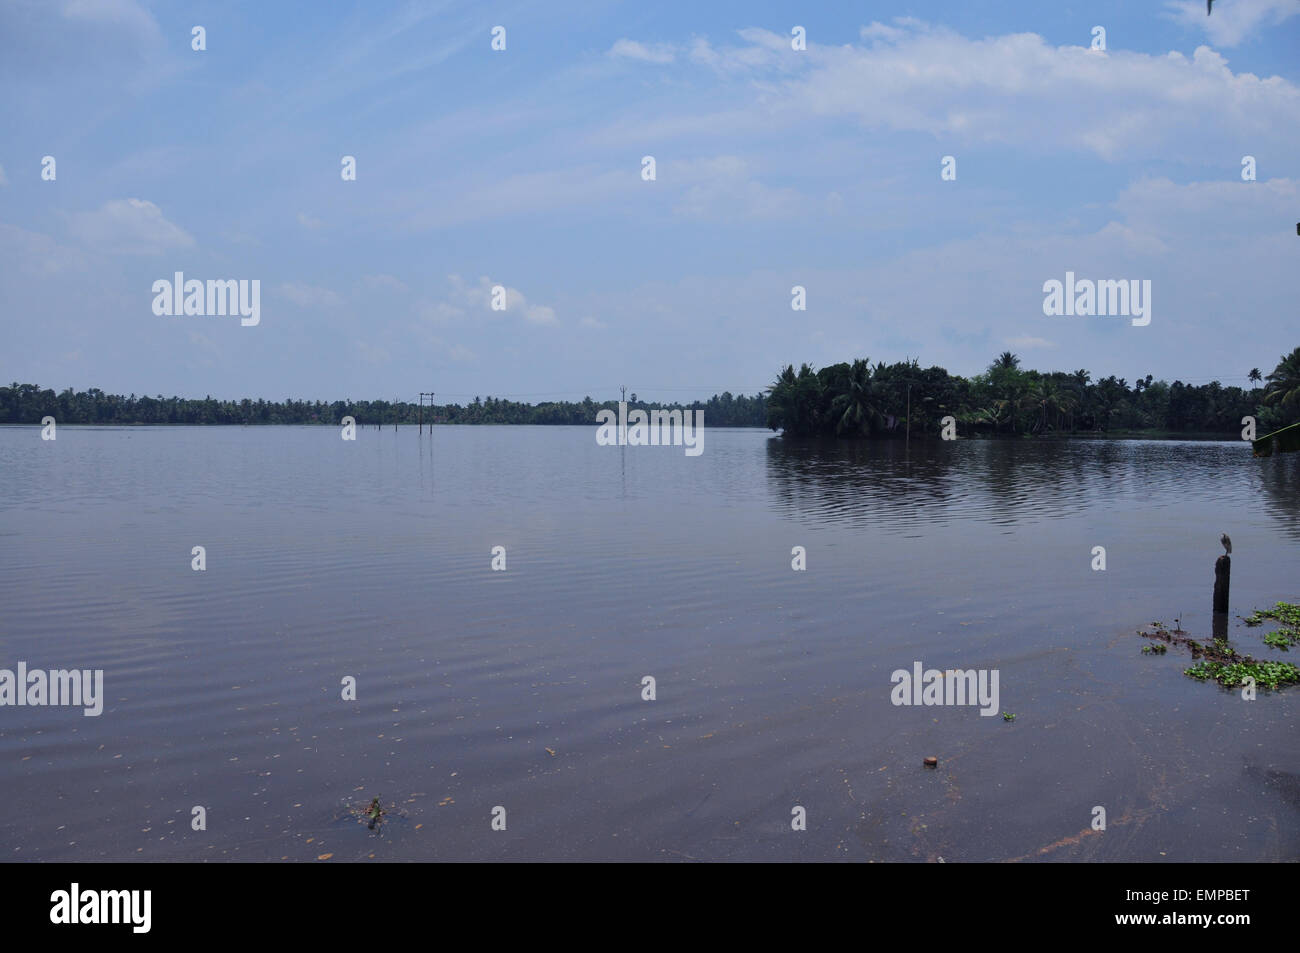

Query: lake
[[1, 424, 1296, 861]]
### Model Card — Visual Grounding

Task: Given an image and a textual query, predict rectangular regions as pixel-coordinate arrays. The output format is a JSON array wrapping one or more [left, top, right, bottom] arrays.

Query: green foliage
[[1184, 660, 1300, 691], [1246, 601, 1300, 628], [764, 347, 1296, 438], [0, 384, 767, 428], [1246, 602, 1300, 650], [1263, 346, 1300, 419]]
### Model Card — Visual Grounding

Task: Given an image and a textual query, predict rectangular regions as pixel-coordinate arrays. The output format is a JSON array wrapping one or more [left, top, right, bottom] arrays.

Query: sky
[[1, 0, 1298, 404]]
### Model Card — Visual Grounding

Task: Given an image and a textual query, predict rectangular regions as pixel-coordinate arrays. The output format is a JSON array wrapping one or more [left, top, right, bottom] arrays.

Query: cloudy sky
[[2, 0, 1297, 403]]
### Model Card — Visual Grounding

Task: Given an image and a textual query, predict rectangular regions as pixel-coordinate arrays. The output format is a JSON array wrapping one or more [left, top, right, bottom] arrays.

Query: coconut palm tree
[[991, 351, 1021, 372], [1249, 368, 1262, 389], [1262, 347, 1300, 420], [830, 358, 879, 436], [766, 363, 824, 435]]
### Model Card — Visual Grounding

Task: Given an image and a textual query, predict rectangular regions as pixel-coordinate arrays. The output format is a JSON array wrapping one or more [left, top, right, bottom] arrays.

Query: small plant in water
[[1002, 711, 1016, 722], [1264, 631, 1298, 650]]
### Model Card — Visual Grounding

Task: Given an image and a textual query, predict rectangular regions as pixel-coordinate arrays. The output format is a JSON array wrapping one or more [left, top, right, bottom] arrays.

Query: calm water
[[1, 425, 1297, 862]]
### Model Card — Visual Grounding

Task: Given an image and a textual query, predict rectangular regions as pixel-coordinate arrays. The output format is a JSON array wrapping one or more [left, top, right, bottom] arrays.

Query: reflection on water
[[0, 426, 1295, 862], [765, 436, 1300, 539]]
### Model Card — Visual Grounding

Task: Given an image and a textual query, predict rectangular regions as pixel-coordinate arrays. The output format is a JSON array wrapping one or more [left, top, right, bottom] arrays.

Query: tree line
[[0, 385, 767, 428], [764, 347, 1300, 438], [6, 345, 1296, 436]]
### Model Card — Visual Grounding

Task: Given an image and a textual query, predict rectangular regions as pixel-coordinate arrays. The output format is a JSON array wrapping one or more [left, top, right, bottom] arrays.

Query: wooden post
[[1213, 555, 1230, 614]]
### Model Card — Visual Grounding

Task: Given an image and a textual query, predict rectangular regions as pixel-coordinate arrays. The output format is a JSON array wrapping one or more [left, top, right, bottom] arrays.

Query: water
[[0, 425, 1296, 861]]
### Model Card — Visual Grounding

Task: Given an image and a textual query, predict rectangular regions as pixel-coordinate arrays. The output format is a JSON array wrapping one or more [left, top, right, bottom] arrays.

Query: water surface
[[1, 425, 1296, 861]]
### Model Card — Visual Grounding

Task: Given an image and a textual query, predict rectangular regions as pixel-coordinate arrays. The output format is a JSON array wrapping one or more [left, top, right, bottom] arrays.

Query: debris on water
[[923, 757, 938, 768], [1139, 616, 1300, 691], [335, 794, 409, 835]]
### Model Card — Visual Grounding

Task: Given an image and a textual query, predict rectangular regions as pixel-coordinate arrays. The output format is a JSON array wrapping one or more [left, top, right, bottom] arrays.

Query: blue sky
[[2, 0, 1298, 403]]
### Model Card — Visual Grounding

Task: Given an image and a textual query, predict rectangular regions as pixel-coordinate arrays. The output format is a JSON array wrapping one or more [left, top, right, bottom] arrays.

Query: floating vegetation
[[1264, 631, 1299, 650], [1244, 602, 1300, 629], [1139, 623, 1236, 662], [1002, 711, 1016, 722], [1243, 602, 1300, 650], [1140, 605, 1300, 692], [1185, 660, 1300, 691]]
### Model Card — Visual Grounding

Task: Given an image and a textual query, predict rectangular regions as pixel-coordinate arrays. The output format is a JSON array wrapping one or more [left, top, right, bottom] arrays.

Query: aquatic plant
[[1184, 660, 1300, 691], [1244, 602, 1300, 629], [1264, 631, 1298, 650]]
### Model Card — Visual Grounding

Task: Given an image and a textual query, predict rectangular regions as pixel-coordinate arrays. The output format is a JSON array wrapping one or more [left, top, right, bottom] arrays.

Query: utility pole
[[621, 385, 627, 404], [419, 392, 435, 433], [906, 382, 911, 447]]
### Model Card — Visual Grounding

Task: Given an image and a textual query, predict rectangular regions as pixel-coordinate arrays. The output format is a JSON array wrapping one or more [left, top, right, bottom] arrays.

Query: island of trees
[[3, 345, 1295, 438], [763, 347, 1300, 438]]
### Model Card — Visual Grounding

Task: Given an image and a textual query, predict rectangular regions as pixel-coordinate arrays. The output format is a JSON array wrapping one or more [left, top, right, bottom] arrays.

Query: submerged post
[[1213, 555, 1230, 614]]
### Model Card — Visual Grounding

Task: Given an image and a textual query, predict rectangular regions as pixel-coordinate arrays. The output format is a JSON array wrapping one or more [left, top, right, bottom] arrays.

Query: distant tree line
[[7, 345, 1297, 436], [0, 385, 768, 428], [765, 347, 1300, 438]]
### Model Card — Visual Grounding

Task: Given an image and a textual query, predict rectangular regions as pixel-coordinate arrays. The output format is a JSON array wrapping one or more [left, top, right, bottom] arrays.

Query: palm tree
[[1263, 347, 1300, 420], [991, 351, 1021, 372], [1248, 368, 1262, 389], [766, 363, 823, 435], [829, 358, 879, 436], [1022, 378, 1064, 433]]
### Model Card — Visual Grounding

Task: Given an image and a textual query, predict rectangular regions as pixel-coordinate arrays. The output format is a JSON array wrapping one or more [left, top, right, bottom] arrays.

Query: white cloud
[[418, 299, 465, 325], [404, 166, 631, 230], [670, 155, 808, 220], [524, 304, 557, 326], [781, 23, 1300, 160], [61, 0, 161, 43], [599, 21, 1300, 163], [0, 222, 87, 277], [66, 198, 193, 254], [1165, 0, 1300, 47], [297, 212, 324, 229], [1006, 336, 1056, 349], [354, 340, 391, 365], [609, 39, 675, 64], [421, 274, 560, 327], [364, 273, 408, 292], [277, 282, 343, 308]]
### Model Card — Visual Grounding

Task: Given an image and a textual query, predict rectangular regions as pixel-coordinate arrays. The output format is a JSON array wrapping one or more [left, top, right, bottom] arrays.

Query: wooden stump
[[1213, 554, 1230, 615]]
